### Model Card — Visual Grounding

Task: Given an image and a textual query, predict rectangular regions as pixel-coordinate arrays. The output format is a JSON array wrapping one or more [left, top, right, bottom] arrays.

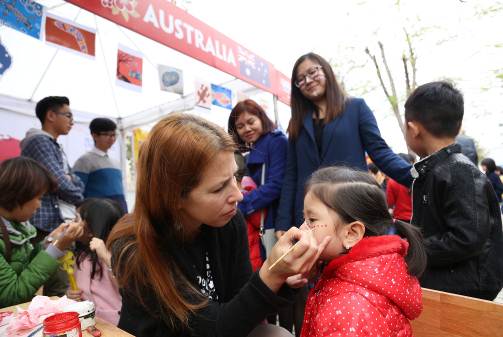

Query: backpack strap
[[0, 217, 12, 262]]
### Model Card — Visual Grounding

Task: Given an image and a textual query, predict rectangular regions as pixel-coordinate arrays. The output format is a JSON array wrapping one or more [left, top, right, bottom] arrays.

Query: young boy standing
[[73, 118, 127, 212], [404, 81, 503, 300]]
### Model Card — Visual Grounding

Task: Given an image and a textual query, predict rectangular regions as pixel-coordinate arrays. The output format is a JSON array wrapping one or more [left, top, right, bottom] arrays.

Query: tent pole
[[273, 95, 279, 126], [116, 117, 129, 208], [95, 15, 121, 117], [30, 9, 82, 101]]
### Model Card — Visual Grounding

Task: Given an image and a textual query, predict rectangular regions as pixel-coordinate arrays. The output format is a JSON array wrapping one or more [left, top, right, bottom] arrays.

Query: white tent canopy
[[0, 0, 291, 127]]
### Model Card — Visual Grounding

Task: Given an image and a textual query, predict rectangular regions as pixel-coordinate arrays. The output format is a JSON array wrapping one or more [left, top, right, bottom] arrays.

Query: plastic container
[[63, 301, 96, 329], [43, 312, 82, 337]]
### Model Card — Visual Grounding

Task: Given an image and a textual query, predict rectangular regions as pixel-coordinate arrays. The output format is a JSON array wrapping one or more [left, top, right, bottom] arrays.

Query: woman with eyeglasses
[[277, 52, 412, 235]]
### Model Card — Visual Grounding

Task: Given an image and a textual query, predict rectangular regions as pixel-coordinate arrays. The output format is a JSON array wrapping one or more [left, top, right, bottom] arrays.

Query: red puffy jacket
[[301, 235, 422, 337]]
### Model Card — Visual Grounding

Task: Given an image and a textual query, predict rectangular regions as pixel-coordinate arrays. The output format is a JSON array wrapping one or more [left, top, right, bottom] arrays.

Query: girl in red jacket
[[300, 166, 426, 337]]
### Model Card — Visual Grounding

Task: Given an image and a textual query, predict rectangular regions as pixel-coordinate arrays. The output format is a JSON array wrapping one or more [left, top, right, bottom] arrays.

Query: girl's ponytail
[[394, 220, 427, 277]]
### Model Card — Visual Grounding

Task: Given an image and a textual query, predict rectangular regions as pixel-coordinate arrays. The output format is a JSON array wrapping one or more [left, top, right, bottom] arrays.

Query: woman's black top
[[114, 213, 295, 337]]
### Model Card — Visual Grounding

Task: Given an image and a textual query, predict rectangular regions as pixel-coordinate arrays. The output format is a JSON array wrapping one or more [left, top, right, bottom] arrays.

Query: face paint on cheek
[[311, 224, 328, 231]]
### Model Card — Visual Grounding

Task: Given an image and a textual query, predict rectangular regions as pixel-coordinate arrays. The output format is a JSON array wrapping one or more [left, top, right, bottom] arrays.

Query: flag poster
[[45, 14, 96, 57], [0, 0, 44, 39], [237, 45, 271, 88], [158, 65, 183, 94], [211, 84, 232, 110], [195, 80, 211, 109], [116, 45, 143, 91]]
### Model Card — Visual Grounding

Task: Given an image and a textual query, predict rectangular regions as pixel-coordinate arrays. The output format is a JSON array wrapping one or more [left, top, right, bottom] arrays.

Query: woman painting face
[[296, 58, 327, 102], [235, 111, 264, 144], [179, 151, 243, 233]]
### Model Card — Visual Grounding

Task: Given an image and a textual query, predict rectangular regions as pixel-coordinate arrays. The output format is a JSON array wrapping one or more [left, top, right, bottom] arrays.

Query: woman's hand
[[54, 221, 84, 251], [259, 227, 331, 292], [66, 289, 83, 301], [275, 230, 285, 240], [90, 238, 112, 268]]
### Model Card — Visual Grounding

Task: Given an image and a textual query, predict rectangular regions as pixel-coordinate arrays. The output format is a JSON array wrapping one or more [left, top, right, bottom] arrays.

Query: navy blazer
[[276, 98, 413, 231], [238, 130, 288, 230]]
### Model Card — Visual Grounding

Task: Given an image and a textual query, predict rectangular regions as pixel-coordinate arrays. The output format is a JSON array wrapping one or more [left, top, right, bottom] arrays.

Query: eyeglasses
[[56, 111, 74, 120], [295, 66, 323, 88], [97, 132, 118, 138]]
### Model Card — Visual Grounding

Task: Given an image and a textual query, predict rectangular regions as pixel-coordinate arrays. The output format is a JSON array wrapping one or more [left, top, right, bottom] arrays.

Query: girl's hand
[[259, 227, 331, 292], [275, 230, 285, 240], [90, 238, 112, 267], [285, 274, 308, 288], [66, 289, 83, 301]]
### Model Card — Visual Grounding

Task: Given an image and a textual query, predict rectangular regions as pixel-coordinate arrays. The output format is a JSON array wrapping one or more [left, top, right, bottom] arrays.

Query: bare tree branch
[[378, 41, 399, 111], [402, 54, 411, 96], [404, 28, 417, 89], [365, 47, 392, 100]]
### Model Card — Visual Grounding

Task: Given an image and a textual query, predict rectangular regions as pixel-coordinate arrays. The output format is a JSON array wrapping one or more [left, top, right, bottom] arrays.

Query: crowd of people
[[1, 52, 502, 337]]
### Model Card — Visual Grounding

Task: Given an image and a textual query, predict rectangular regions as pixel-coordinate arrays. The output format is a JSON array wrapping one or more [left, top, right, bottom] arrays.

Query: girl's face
[[296, 59, 327, 102], [303, 191, 349, 261], [179, 151, 243, 235], [235, 111, 264, 144], [9, 195, 43, 222], [74, 213, 92, 243]]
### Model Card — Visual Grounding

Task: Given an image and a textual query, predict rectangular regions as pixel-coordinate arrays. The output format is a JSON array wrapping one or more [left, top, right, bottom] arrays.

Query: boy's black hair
[[90, 118, 117, 134], [404, 81, 463, 138], [0, 157, 57, 211], [35, 96, 70, 124]]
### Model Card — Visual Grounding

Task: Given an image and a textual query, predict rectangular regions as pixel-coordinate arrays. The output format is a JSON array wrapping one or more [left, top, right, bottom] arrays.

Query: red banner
[[66, 0, 290, 103]]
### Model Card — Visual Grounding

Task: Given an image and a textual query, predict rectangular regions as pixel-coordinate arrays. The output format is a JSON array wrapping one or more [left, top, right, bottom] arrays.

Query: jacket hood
[[20, 128, 53, 150], [323, 235, 422, 319]]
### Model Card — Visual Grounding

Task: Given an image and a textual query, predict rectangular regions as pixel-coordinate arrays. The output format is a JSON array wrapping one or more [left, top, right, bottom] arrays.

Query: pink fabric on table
[[74, 257, 121, 325], [6, 296, 76, 336]]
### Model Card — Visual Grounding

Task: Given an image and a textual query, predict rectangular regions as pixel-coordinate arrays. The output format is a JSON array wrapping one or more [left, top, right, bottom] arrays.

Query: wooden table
[[0, 300, 134, 337], [411, 288, 503, 337]]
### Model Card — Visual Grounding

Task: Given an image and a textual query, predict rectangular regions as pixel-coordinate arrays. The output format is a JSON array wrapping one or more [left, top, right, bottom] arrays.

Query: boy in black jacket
[[404, 81, 503, 300]]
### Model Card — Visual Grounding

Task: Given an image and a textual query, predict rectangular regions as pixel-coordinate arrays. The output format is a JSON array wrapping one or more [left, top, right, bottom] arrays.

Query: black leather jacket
[[411, 144, 503, 300]]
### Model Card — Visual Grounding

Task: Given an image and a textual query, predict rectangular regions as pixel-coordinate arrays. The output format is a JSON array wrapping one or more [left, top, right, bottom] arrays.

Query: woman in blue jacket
[[276, 52, 413, 232], [228, 99, 288, 239]]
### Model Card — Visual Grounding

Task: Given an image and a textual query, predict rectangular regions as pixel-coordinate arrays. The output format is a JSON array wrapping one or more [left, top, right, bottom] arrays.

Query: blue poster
[[0, 0, 44, 39], [211, 84, 232, 110]]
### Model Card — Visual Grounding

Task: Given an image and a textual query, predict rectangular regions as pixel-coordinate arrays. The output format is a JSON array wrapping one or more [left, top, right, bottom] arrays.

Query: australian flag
[[238, 46, 271, 88]]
